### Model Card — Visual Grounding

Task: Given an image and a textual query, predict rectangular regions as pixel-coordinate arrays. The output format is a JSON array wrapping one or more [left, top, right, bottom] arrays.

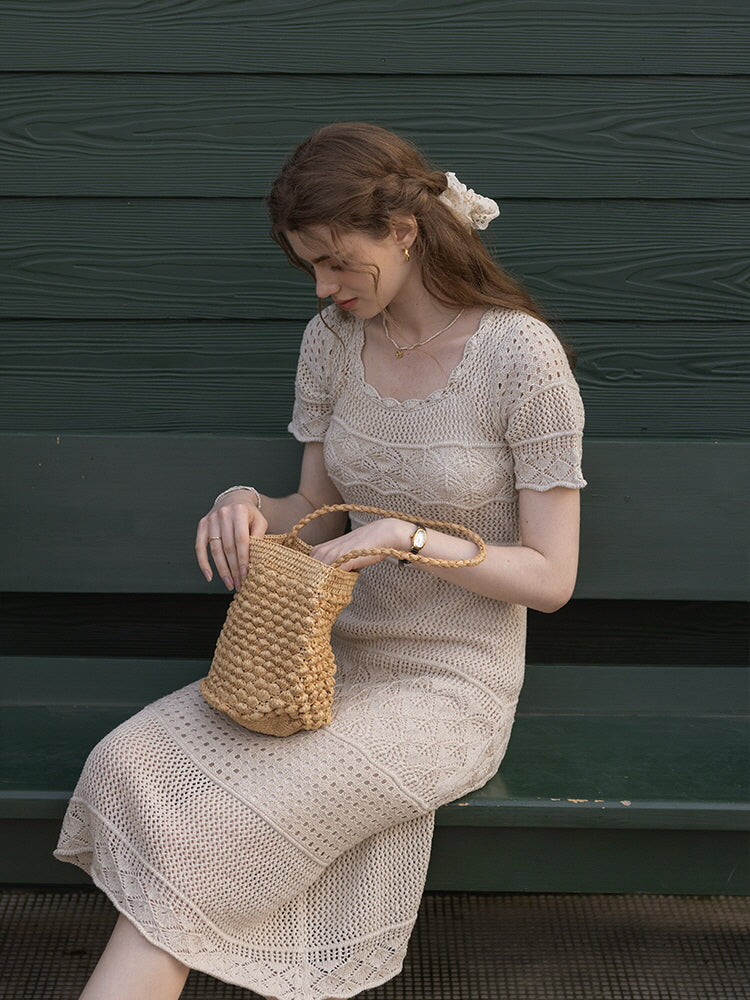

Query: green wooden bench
[[1, 433, 748, 894]]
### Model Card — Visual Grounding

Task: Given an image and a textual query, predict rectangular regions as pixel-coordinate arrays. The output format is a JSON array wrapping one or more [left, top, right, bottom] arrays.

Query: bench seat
[[1, 434, 747, 894], [2, 656, 747, 893]]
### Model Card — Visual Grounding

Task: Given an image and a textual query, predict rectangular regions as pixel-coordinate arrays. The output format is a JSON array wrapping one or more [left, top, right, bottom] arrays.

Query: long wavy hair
[[266, 122, 573, 361]]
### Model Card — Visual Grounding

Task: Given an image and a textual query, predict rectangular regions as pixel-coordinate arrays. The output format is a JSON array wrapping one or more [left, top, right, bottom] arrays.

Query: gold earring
[[403, 247, 410, 261]]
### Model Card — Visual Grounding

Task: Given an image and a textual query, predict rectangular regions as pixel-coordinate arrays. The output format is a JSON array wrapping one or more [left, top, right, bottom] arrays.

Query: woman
[[55, 122, 585, 1000]]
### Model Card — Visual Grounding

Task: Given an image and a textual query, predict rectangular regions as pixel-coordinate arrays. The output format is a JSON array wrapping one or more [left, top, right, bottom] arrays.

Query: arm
[[311, 486, 580, 614], [195, 442, 346, 590], [418, 486, 580, 612]]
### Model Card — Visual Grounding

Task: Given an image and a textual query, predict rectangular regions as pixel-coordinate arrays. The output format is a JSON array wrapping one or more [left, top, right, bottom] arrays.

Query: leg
[[80, 913, 190, 1000]]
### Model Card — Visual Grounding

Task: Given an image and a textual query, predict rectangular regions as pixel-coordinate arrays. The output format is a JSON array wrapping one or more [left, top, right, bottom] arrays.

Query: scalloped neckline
[[354, 311, 490, 408]]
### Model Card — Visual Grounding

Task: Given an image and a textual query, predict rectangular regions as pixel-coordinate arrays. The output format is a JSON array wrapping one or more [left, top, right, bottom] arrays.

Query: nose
[[314, 268, 340, 300]]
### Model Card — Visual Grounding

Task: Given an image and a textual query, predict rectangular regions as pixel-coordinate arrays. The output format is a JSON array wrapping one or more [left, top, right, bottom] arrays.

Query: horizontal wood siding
[[1, 200, 747, 321], [0, 321, 747, 438], [4, 1, 750, 73], [2, 75, 748, 198], [1, 1, 747, 445]]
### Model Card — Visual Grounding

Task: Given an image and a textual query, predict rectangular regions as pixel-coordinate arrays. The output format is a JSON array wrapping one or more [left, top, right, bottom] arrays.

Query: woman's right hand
[[195, 495, 268, 591]]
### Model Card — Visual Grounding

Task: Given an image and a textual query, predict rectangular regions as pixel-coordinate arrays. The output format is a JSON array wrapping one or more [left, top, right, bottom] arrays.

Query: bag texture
[[200, 504, 486, 736]]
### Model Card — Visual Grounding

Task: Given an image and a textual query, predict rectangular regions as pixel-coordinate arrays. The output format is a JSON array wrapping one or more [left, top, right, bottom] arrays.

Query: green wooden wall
[[1, 0, 748, 443], [1, 2, 748, 666], [1, 6, 748, 893]]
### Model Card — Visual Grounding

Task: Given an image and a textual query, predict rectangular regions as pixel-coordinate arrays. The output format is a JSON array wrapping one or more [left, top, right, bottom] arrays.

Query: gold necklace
[[381, 308, 465, 359]]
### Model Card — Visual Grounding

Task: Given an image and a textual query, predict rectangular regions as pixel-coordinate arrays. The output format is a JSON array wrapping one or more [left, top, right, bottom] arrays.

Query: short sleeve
[[287, 311, 343, 443], [498, 317, 587, 492]]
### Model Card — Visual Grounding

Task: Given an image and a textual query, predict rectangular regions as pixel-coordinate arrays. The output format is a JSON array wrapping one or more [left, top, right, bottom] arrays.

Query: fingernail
[[203, 569, 212, 582], [240, 565, 248, 577], [223, 576, 233, 590]]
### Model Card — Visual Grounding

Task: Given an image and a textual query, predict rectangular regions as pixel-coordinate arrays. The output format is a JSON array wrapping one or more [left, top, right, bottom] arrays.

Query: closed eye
[[309, 254, 348, 273]]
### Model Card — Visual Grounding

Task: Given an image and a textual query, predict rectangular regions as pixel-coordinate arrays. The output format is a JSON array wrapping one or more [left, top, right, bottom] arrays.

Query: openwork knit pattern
[[55, 306, 585, 999]]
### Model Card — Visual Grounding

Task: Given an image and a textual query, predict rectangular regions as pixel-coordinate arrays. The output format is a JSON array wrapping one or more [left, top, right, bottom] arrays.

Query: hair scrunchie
[[438, 171, 500, 230]]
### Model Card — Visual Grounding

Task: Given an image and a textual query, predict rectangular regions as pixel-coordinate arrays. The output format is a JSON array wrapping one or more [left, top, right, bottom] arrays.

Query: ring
[[208, 536, 222, 542]]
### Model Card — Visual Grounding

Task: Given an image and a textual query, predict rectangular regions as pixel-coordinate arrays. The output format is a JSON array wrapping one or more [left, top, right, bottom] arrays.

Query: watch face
[[413, 527, 427, 550]]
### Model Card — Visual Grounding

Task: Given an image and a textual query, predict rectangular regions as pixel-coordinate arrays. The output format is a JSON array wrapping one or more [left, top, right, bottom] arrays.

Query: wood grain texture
[[2, 75, 748, 198], [3, 0, 750, 73], [0, 320, 746, 439], [570, 322, 750, 439], [1, 200, 747, 321], [0, 434, 747, 598]]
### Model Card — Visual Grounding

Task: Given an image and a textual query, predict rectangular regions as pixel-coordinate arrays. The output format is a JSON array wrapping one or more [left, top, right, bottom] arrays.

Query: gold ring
[[208, 536, 222, 542]]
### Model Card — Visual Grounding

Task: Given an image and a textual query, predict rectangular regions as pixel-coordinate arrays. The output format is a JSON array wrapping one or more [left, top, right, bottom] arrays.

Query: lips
[[335, 298, 358, 311]]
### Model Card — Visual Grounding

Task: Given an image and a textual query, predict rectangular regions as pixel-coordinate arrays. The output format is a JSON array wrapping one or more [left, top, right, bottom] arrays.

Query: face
[[285, 225, 414, 319]]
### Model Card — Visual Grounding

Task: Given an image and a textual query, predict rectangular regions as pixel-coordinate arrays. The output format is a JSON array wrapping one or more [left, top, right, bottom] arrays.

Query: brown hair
[[266, 122, 573, 360]]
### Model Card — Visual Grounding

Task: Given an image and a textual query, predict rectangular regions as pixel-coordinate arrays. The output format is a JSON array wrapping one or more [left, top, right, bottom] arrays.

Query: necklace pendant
[[381, 307, 465, 362]]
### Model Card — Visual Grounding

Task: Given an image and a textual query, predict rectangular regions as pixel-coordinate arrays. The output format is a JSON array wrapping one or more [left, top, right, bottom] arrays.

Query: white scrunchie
[[438, 171, 500, 230]]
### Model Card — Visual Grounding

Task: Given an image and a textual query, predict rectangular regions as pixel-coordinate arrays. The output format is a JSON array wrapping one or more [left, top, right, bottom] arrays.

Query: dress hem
[[54, 846, 417, 1000]]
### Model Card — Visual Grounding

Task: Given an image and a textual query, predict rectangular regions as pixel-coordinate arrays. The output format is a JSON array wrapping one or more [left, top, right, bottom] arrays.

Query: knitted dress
[[55, 306, 585, 1000]]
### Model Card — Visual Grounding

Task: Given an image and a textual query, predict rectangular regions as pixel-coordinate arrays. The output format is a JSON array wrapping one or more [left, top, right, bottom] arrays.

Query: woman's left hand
[[309, 517, 411, 571]]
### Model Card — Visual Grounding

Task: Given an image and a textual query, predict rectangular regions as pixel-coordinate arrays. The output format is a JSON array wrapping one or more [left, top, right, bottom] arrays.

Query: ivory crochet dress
[[55, 306, 585, 999]]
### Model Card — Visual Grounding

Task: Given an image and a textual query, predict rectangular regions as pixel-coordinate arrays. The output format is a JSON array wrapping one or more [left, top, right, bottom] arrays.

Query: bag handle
[[289, 503, 487, 570]]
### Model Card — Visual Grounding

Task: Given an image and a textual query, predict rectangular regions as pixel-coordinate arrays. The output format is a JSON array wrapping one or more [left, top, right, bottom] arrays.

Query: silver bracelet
[[213, 485, 262, 510]]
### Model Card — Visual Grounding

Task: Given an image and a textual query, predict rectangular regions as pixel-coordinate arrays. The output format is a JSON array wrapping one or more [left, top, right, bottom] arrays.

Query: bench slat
[[3, 657, 746, 716], [3, 705, 746, 830]]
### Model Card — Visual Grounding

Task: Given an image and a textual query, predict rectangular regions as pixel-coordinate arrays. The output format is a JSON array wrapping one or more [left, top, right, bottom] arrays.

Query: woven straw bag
[[200, 503, 486, 737]]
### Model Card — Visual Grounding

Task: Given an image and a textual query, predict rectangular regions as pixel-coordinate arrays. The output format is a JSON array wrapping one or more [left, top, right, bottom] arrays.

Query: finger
[[195, 517, 216, 581], [217, 503, 267, 589], [310, 538, 354, 566], [335, 552, 389, 572], [309, 539, 385, 571], [214, 509, 242, 590], [197, 512, 236, 591], [233, 506, 268, 576], [208, 536, 237, 591], [205, 534, 235, 591], [249, 508, 268, 539], [228, 507, 252, 583]]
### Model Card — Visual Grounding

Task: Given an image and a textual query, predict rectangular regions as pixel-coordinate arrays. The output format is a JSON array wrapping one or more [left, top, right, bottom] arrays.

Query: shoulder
[[478, 310, 583, 427], [297, 305, 357, 370], [482, 309, 574, 385], [304, 304, 358, 339], [299, 305, 357, 358], [483, 308, 568, 357]]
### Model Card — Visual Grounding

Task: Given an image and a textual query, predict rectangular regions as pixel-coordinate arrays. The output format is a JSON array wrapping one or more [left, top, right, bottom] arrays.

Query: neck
[[383, 296, 463, 345]]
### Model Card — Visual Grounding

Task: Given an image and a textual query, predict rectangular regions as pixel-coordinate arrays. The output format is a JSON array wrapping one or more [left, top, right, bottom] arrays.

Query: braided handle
[[289, 503, 486, 570]]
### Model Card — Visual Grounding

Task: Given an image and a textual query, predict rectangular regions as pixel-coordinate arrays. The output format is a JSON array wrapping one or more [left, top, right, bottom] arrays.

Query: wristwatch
[[400, 524, 428, 565]]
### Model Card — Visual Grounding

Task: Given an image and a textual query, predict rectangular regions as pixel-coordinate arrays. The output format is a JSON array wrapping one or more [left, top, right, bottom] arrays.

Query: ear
[[389, 214, 418, 251]]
